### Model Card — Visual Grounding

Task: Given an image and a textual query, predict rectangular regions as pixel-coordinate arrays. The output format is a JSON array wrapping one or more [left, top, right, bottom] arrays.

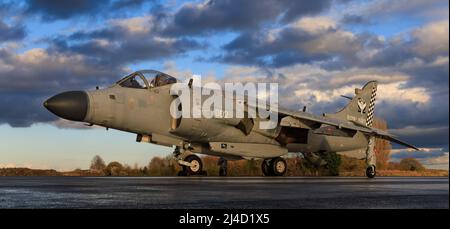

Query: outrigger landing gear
[[261, 157, 287, 176], [174, 147, 207, 176], [366, 165, 376, 178]]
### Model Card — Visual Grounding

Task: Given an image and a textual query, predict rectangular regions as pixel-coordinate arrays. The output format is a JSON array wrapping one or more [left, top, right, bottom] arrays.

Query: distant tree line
[[89, 153, 427, 177]]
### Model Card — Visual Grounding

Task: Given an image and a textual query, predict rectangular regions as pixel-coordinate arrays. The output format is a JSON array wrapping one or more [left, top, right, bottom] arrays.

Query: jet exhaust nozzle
[[43, 91, 89, 121]]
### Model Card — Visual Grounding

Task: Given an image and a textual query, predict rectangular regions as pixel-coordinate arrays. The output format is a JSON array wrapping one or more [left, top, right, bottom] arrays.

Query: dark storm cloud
[[25, 0, 111, 20], [0, 11, 202, 127], [0, 20, 26, 41], [279, 0, 334, 22], [111, 0, 147, 10], [0, 45, 127, 127], [402, 62, 449, 92], [0, 3, 26, 41], [219, 24, 440, 70], [52, 37, 203, 66], [163, 0, 333, 36], [393, 127, 449, 149], [378, 96, 448, 149], [48, 20, 204, 66], [390, 149, 447, 161], [218, 24, 361, 67], [0, 92, 55, 127], [218, 17, 447, 70], [340, 14, 370, 25]]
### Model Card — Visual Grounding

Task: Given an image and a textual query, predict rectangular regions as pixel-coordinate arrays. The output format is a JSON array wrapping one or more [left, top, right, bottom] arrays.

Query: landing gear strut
[[365, 136, 377, 178], [261, 157, 287, 176], [174, 147, 206, 176], [261, 160, 271, 176], [218, 157, 228, 176]]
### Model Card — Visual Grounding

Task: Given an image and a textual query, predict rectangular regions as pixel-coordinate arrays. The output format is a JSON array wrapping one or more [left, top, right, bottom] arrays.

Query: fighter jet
[[43, 70, 418, 177]]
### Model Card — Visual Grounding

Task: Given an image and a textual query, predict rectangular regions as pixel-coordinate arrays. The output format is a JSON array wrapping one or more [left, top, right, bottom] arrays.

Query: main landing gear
[[174, 147, 207, 176], [218, 157, 228, 176], [261, 157, 287, 176]]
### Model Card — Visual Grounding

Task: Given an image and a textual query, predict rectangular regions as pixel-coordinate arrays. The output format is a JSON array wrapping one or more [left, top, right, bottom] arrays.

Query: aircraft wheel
[[185, 154, 203, 175], [261, 160, 272, 176], [271, 157, 287, 176], [366, 165, 376, 178]]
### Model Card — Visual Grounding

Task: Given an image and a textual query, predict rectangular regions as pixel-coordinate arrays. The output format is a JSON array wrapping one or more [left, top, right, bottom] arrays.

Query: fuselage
[[81, 84, 368, 158], [43, 69, 369, 160]]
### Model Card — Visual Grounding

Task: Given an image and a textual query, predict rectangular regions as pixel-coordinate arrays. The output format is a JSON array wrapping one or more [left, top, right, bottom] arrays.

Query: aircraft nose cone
[[44, 91, 89, 121]]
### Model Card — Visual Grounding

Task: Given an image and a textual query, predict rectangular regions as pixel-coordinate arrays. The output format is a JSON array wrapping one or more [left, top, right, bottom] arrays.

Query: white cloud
[[425, 152, 449, 163], [423, 152, 449, 170], [293, 16, 337, 34], [411, 20, 449, 57], [390, 147, 449, 170], [378, 82, 430, 104], [390, 147, 444, 154], [0, 46, 120, 92], [430, 56, 449, 66], [206, 62, 432, 109], [110, 16, 154, 34], [288, 16, 360, 55]]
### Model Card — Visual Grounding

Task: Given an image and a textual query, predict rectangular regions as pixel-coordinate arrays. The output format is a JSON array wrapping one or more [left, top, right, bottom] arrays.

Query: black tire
[[261, 160, 272, 176], [366, 165, 376, 178], [184, 154, 203, 175], [177, 169, 188, 176], [271, 157, 287, 176]]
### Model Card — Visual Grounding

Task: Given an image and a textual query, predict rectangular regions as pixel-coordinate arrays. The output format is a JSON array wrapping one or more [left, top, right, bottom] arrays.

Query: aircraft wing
[[276, 107, 419, 150]]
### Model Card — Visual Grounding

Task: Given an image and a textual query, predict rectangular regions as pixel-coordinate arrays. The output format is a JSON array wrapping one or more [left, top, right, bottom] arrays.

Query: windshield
[[118, 74, 147, 89], [141, 70, 178, 88], [116, 70, 178, 89]]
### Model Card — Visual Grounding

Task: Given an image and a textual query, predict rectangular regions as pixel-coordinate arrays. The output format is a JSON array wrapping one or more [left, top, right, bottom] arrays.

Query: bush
[[322, 152, 341, 176], [399, 158, 425, 171], [339, 155, 366, 172], [105, 161, 124, 176], [90, 155, 106, 175], [147, 156, 177, 176]]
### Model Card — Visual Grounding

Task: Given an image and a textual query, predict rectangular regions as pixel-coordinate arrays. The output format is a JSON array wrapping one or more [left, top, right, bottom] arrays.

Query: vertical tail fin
[[325, 81, 377, 127]]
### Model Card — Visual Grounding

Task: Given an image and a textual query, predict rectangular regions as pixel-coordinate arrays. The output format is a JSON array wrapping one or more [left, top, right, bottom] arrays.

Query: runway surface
[[0, 177, 447, 208]]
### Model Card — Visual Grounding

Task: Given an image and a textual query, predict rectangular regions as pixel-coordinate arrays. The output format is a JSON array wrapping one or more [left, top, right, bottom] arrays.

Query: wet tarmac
[[0, 176, 447, 208]]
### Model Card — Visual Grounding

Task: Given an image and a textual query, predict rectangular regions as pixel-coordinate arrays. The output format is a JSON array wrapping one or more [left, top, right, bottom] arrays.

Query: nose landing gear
[[261, 157, 287, 176], [173, 147, 207, 176]]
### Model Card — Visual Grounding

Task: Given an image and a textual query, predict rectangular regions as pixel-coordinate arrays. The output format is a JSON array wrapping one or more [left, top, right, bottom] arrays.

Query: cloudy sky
[[0, 0, 448, 170]]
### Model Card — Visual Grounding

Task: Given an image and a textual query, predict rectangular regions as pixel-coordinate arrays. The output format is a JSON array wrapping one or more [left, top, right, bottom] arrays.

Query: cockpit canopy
[[116, 70, 178, 89]]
